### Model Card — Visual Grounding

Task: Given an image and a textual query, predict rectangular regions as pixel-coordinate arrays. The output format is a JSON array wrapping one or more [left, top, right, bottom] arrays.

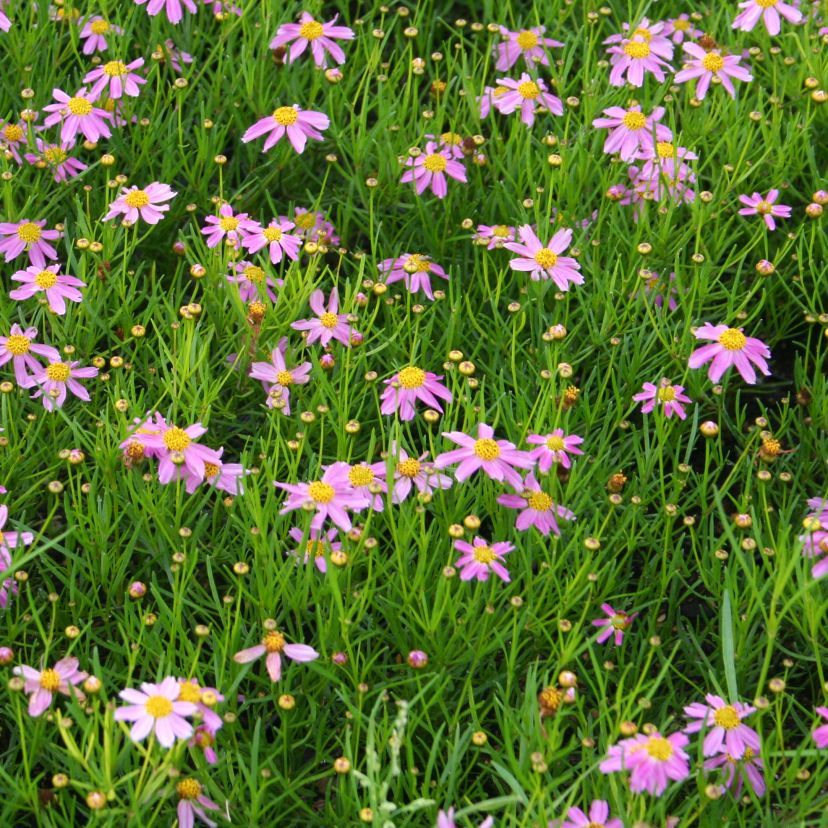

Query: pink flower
[[812, 707, 828, 748], [191, 724, 220, 765], [738, 189, 792, 230], [201, 203, 255, 249], [9, 264, 85, 315], [13, 657, 87, 717], [505, 225, 583, 289], [134, 0, 197, 25], [31, 360, 98, 411], [226, 260, 282, 303], [290, 288, 351, 347], [138, 420, 223, 484], [704, 749, 765, 797], [475, 224, 516, 249], [340, 462, 387, 512], [454, 536, 512, 582], [79, 17, 123, 53], [389, 444, 452, 503], [641, 270, 679, 311], [42, 87, 112, 143], [684, 694, 759, 758], [287, 207, 339, 245], [733, 0, 802, 35], [800, 501, 828, 579], [674, 44, 753, 99], [0, 6, 10, 31], [592, 603, 637, 645], [591, 105, 672, 162], [249, 338, 311, 413], [185, 453, 247, 495], [380, 367, 452, 421], [114, 676, 197, 747], [688, 324, 771, 384], [175, 779, 222, 828], [526, 429, 584, 471], [496, 472, 575, 536], [233, 628, 319, 682], [84, 58, 146, 100], [495, 26, 562, 71], [559, 800, 623, 828], [401, 141, 467, 199], [176, 678, 224, 733], [606, 36, 672, 87], [242, 105, 329, 154], [104, 182, 176, 225], [0, 505, 33, 607], [663, 14, 703, 43], [492, 73, 563, 126], [0, 219, 61, 267], [270, 12, 354, 67], [242, 218, 302, 264], [0, 118, 27, 163], [24, 139, 87, 183], [599, 730, 691, 796], [159, 38, 193, 72], [378, 254, 448, 300], [604, 18, 674, 59], [289, 526, 341, 572], [0, 324, 60, 387], [633, 379, 692, 419], [436, 809, 493, 828]]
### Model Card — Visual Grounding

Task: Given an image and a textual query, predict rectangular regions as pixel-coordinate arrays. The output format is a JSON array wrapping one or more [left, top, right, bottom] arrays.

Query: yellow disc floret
[[163, 427, 192, 452], [16, 222, 42, 243], [124, 190, 150, 208], [299, 20, 324, 40], [35, 270, 58, 289], [398, 367, 426, 389], [623, 40, 651, 59], [516, 30, 539, 50], [307, 481, 335, 503], [273, 106, 299, 126], [702, 53, 724, 72], [645, 737, 674, 761], [718, 329, 747, 351], [713, 706, 741, 729], [103, 61, 128, 77], [46, 363, 71, 382], [145, 695, 174, 718], [263, 631, 286, 653], [319, 312, 338, 329], [473, 545, 496, 564], [176, 779, 202, 800], [527, 491, 552, 511], [349, 465, 374, 487], [39, 668, 62, 692], [67, 97, 93, 116], [622, 111, 647, 130], [397, 458, 421, 478], [473, 439, 500, 460], [534, 248, 558, 269], [423, 154, 447, 173]]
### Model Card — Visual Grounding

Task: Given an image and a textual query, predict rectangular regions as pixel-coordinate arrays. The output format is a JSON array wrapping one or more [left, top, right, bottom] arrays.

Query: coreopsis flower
[[42, 88, 112, 143], [526, 429, 584, 471], [492, 73, 563, 126], [79, 17, 123, 53], [227, 261, 281, 303], [201, 203, 254, 249], [431, 131, 466, 160], [0, 325, 60, 387], [288, 207, 339, 245], [688, 324, 771, 384], [233, 628, 319, 682], [633, 379, 692, 419], [674, 44, 753, 99], [0, 505, 32, 608], [559, 800, 623, 828], [635, 140, 698, 201], [704, 748, 765, 797], [642, 270, 679, 311], [13, 657, 87, 717], [114, 677, 197, 747], [185, 454, 247, 495], [290, 288, 351, 347], [84, 58, 146, 100], [119, 412, 169, 465], [738, 190, 792, 230], [0, 219, 61, 267], [496, 472, 575, 536], [401, 141, 467, 199], [338, 462, 386, 511], [249, 338, 311, 413], [9, 264, 85, 315], [800, 499, 828, 578], [176, 679, 224, 733], [378, 253, 448, 300], [134, 0, 197, 25], [270, 13, 354, 67], [604, 17, 674, 60], [475, 224, 516, 248], [191, 724, 220, 764], [478, 84, 510, 119], [104, 183, 176, 225], [289, 525, 341, 572], [733, 0, 802, 35], [389, 443, 452, 503], [380, 367, 452, 421], [599, 730, 691, 795], [31, 360, 98, 411], [436, 809, 493, 828], [242, 105, 330, 154], [24, 139, 87, 183], [505, 225, 583, 289], [812, 708, 828, 748], [591, 105, 672, 162], [138, 420, 223, 484], [684, 695, 760, 758], [175, 778, 223, 828], [495, 25, 563, 71], [663, 14, 703, 43], [0, 118, 27, 163], [592, 603, 637, 645], [242, 218, 302, 264], [158, 38, 194, 72], [0, 6, 9, 31], [606, 36, 672, 87], [454, 536, 513, 583]]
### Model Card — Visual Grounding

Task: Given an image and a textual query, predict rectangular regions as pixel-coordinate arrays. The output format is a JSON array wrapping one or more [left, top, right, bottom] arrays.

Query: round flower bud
[[407, 650, 428, 669], [700, 421, 719, 438]]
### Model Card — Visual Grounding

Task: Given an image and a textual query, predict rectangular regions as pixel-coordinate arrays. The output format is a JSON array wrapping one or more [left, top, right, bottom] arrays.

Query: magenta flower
[[599, 730, 691, 796], [291, 288, 351, 347], [233, 628, 319, 682], [437, 809, 494, 828], [184, 453, 247, 496], [201, 203, 254, 249], [10, 264, 85, 315], [79, 17, 123, 53], [0, 8, 8, 32], [134, 0, 197, 25], [242, 105, 329, 154], [0, 324, 60, 387], [176, 779, 222, 828], [592, 603, 637, 646], [674, 44, 753, 99], [401, 141, 466, 199], [249, 337, 311, 414], [84, 58, 146, 100], [604, 18, 674, 59], [560, 800, 623, 828], [633, 379, 692, 419], [688, 324, 771, 384], [24, 139, 87, 183], [492, 73, 563, 126], [378, 254, 448, 300], [159, 38, 193, 72], [242, 218, 302, 264], [0, 505, 32, 607], [389, 444, 452, 504], [475, 224, 516, 249], [591, 105, 672, 162], [607, 36, 672, 87], [227, 261, 281, 303], [495, 26, 563, 71], [114, 677, 197, 748], [31, 360, 98, 411], [13, 657, 87, 717], [663, 14, 703, 43], [42, 88, 112, 143], [800, 500, 828, 579], [496, 472, 575, 536], [289, 525, 342, 573], [733, 0, 802, 35], [704, 749, 765, 797], [340, 462, 387, 512], [526, 429, 584, 471], [812, 707, 828, 748], [104, 182, 176, 225], [138, 420, 223, 484], [505, 225, 583, 289], [0, 118, 27, 163], [737, 190, 791, 231], [0, 219, 61, 267], [270, 12, 354, 67], [684, 695, 759, 758], [454, 536, 513, 583], [380, 367, 452, 421]]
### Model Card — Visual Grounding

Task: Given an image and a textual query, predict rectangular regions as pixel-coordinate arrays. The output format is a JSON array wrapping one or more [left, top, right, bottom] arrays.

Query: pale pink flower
[[79, 17, 123, 53], [242, 105, 329, 154], [24, 139, 87, 183], [496, 472, 575, 536], [560, 800, 623, 828], [0, 6, 10, 31], [591, 105, 672, 162], [0, 219, 61, 267], [289, 525, 341, 572], [812, 707, 828, 748], [138, 420, 223, 484], [733, 0, 802, 35], [674, 43, 753, 99], [114, 676, 197, 747], [270, 12, 354, 67], [233, 629, 319, 682], [495, 26, 562, 71], [176, 779, 222, 828], [492, 73, 563, 126], [800, 500, 828, 579], [249, 337, 311, 413], [201, 203, 255, 249], [134, 0, 197, 25], [604, 18, 674, 59], [0, 324, 60, 387], [526, 429, 583, 471], [380, 367, 452, 421], [641, 269, 679, 311], [389, 444, 452, 504], [0, 118, 27, 163], [401, 141, 466, 199], [663, 14, 703, 43], [633, 379, 692, 419], [10, 264, 85, 315], [13, 657, 87, 717], [242, 218, 302, 263], [600, 730, 691, 795], [684, 694, 759, 758], [635, 141, 698, 203], [287, 207, 339, 245], [0, 505, 32, 607], [104, 182, 176, 225], [592, 603, 637, 645], [738, 190, 791, 230], [84, 58, 146, 100], [159, 38, 193, 72], [184, 453, 247, 496], [454, 536, 512, 582], [688, 324, 771, 384], [505, 225, 583, 289], [338, 461, 387, 512], [290, 288, 351, 347], [475, 223, 516, 248], [31, 360, 98, 411], [437, 808, 493, 828], [191, 724, 220, 765], [42, 88, 112, 143], [175, 679, 224, 733], [378, 253, 448, 299], [704, 749, 765, 797], [606, 36, 672, 87], [226, 260, 282, 303], [478, 84, 510, 119]]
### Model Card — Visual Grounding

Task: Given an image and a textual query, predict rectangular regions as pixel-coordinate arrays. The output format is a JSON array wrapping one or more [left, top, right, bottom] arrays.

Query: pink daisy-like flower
[[233, 628, 319, 682], [339, 461, 387, 512], [437, 809, 494, 828], [812, 707, 828, 748], [201, 203, 255, 249], [134, 0, 197, 25], [42, 87, 112, 143], [505, 225, 583, 289], [591, 105, 672, 163], [114, 676, 197, 748], [118, 411, 169, 465], [599, 730, 691, 796], [475, 223, 516, 249], [79, 17, 123, 53], [0, 505, 33, 608], [139, 420, 223, 485], [0, 118, 27, 163], [607, 36, 672, 87], [454, 536, 513, 583], [704, 748, 765, 797], [495, 25, 563, 71], [592, 603, 637, 646], [227, 261, 282, 303], [9, 264, 85, 315], [184, 453, 247, 496], [389, 443, 452, 504], [663, 14, 703, 43], [733, 0, 802, 35], [288, 207, 340, 245], [737, 190, 792, 231], [496, 472, 575, 536], [684, 694, 759, 758], [401, 141, 467, 199], [289, 525, 341, 573], [0, 5, 10, 31], [674, 43, 753, 100], [175, 778, 222, 828], [478, 84, 511, 119], [242, 105, 329, 154], [242, 218, 302, 264], [270, 12, 354, 67], [633, 378, 692, 419], [13, 657, 87, 717], [291, 288, 351, 347], [249, 337, 311, 414], [159, 38, 194, 72], [176, 678, 224, 733], [800, 501, 828, 579], [492, 73, 563, 126], [0, 219, 61, 268], [24, 139, 87, 183], [31, 360, 98, 412], [84, 58, 146, 100], [191, 724, 220, 765], [688, 324, 771, 384], [104, 182, 176, 225], [0, 324, 60, 388], [604, 17, 674, 57], [559, 800, 623, 828], [526, 429, 584, 471], [642, 269, 679, 311], [378, 253, 448, 300], [380, 366, 452, 421]]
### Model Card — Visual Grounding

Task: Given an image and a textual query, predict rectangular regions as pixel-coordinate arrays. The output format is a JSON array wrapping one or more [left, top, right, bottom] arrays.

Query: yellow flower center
[[673, 18, 690, 30], [46, 363, 71, 382], [397, 458, 421, 478], [515, 30, 539, 50], [295, 212, 315, 229], [623, 40, 651, 59], [713, 706, 741, 729], [656, 141, 675, 159], [244, 265, 265, 283], [539, 686, 563, 711], [527, 491, 552, 511], [307, 481, 335, 503], [276, 370, 293, 386], [39, 668, 62, 692], [403, 255, 432, 274], [263, 631, 286, 653], [90, 19, 110, 34], [534, 249, 558, 269], [440, 132, 463, 145], [422, 153, 447, 173], [473, 545, 496, 564], [645, 737, 674, 761], [656, 386, 676, 402], [762, 438, 781, 456], [16, 222, 42, 243], [349, 464, 374, 487], [176, 779, 202, 800], [177, 681, 202, 703], [203, 462, 220, 478], [546, 436, 565, 451], [299, 20, 324, 40], [306, 539, 325, 557], [319, 312, 338, 329], [756, 0, 777, 6], [35, 270, 58, 289], [67, 97, 93, 116], [3, 124, 23, 142], [273, 106, 299, 126], [103, 60, 127, 77], [124, 190, 150, 208], [163, 427, 192, 452], [755, 200, 773, 215], [125, 440, 144, 460], [611, 613, 630, 629], [492, 225, 511, 237], [517, 80, 540, 100], [473, 438, 500, 460], [718, 329, 747, 351], [218, 215, 239, 232], [398, 366, 425, 389], [263, 226, 283, 242], [144, 695, 174, 718], [43, 147, 67, 164], [702, 53, 724, 72], [622, 111, 646, 130]]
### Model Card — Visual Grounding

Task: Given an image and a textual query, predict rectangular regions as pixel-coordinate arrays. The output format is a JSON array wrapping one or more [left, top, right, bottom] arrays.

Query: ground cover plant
[[0, 0, 827, 825]]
